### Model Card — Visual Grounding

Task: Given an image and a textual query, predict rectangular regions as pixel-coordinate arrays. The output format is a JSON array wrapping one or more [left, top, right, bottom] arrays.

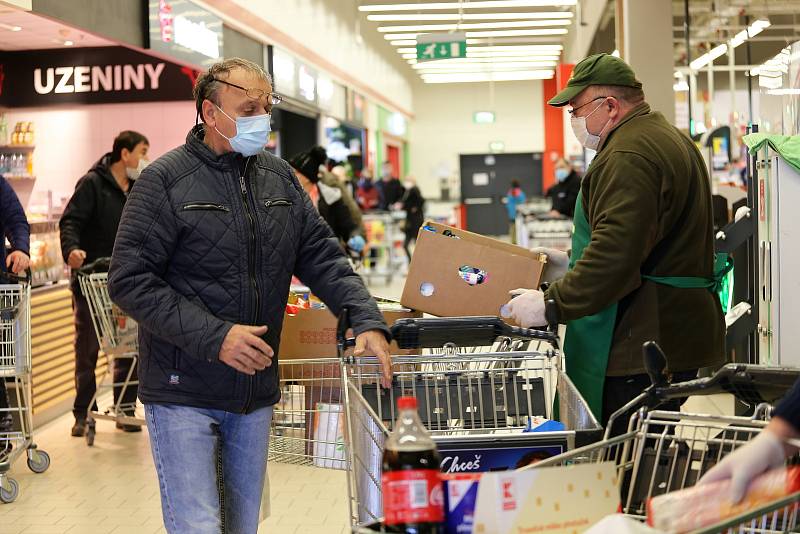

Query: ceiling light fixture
[[384, 28, 568, 40], [729, 19, 770, 48], [404, 53, 561, 61], [413, 60, 558, 69], [368, 12, 573, 22], [360, 1, 577, 11], [689, 44, 727, 70], [378, 20, 571, 32], [420, 70, 555, 83]]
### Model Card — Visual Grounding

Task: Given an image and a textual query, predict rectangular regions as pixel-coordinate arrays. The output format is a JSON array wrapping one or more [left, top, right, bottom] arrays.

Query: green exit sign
[[416, 32, 467, 62]]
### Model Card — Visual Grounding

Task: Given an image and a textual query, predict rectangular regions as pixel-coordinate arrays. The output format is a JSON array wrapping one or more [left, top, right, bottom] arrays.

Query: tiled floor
[[0, 411, 352, 534]]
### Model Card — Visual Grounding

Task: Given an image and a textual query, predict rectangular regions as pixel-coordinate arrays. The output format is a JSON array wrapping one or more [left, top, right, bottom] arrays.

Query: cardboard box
[[401, 221, 546, 318], [279, 304, 421, 361], [472, 462, 619, 534]]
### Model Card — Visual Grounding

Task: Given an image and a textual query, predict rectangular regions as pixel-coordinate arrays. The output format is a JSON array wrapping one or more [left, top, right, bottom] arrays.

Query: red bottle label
[[383, 469, 444, 525]]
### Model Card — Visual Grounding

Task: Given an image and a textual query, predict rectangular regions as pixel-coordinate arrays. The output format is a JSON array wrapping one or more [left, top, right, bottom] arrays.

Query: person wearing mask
[[502, 54, 725, 436], [377, 161, 405, 210], [288, 146, 364, 253], [546, 158, 581, 218], [505, 179, 527, 244], [108, 57, 392, 534], [59, 130, 149, 437], [0, 177, 30, 459], [356, 170, 380, 212], [699, 377, 800, 502], [399, 176, 425, 262]]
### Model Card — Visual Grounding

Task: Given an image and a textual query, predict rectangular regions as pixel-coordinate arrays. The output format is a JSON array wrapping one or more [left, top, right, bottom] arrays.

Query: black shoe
[[71, 419, 86, 437], [116, 421, 142, 432]]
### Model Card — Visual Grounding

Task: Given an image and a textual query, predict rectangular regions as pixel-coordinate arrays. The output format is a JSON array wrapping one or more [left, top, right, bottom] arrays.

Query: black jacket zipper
[[238, 159, 260, 414], [182, 203, 230, 212]]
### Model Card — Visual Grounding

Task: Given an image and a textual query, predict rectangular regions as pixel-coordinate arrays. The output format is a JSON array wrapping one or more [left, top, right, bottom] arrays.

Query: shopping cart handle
[[336, 307, 357, 354], [78, 257, 111, 275], [390, 316, 558, 350], [643, 341, 669, 389], [0, 269, 30, 285]]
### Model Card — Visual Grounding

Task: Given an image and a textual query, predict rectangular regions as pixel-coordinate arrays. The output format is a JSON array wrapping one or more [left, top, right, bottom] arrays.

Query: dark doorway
[[460, 152, 542, 236]]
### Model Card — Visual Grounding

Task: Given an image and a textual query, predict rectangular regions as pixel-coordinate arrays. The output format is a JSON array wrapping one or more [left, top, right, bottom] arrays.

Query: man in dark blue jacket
[[59, 130, 149, 436], [0, 176, 30, 457], [108, 57, 392, 534]]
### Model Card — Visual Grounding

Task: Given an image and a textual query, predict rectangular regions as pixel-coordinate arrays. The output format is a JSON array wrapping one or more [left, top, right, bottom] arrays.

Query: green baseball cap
[[548, 53, 642, 107]]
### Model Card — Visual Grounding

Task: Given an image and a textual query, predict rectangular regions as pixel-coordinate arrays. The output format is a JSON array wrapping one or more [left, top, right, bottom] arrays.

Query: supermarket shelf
[[0, 144, 35, 151]]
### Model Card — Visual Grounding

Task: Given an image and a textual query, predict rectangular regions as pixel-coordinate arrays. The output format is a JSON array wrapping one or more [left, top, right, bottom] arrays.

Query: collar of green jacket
[[597, 102, 651, 152]]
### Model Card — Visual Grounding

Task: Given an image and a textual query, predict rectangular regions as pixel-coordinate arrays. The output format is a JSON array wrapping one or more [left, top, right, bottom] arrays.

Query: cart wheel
[[0, 478, 18, 503], [27, 450, 50, 474], [86, 423, 96, 447]]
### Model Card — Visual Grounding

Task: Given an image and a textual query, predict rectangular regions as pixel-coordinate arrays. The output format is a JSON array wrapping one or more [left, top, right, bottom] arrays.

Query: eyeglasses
[[211, 78, 283, 107], [567, 96, 609, 117]]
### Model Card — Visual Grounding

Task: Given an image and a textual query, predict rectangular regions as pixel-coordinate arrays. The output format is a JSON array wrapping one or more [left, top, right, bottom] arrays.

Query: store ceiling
[[0, 8, 112, 51], [356, 0, 577, 84]]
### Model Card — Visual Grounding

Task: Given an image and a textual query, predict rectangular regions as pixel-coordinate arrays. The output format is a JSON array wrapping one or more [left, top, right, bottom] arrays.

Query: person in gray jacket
[[108, 57, 392, 534]]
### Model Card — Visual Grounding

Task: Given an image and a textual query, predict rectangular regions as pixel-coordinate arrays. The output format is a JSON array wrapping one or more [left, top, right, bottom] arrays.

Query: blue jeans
[[144, 403, 273, 534]]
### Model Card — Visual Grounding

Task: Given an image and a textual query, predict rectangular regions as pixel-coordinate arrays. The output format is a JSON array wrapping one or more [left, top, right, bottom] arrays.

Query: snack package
[[647, 466, 800, 533], [442, 473, 482, 534]]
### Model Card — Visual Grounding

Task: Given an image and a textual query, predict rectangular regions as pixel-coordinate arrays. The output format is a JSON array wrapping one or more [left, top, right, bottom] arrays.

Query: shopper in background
[[288, 146, 364, 253], [0, 177, 30, 458], [505, 179, 527, 244], [377, 161, 405, 210], [356, 169, 380, 211], [546, 158, 581, 218], [399, 176, 425, 262], [700, 377, 799, 502], [503, 53, 725, 436], [59, 130, 149, 438], [108, 57, 391, 534]]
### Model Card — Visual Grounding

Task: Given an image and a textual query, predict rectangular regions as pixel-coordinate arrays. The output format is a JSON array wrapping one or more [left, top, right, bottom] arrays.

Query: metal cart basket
[[78, 262, 144, 446], [0, 273, 50, 504], [341, 315, 600, 528]]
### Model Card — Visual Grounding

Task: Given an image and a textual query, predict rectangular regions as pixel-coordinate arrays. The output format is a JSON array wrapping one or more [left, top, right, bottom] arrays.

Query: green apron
[[562, 192, 731, 421]]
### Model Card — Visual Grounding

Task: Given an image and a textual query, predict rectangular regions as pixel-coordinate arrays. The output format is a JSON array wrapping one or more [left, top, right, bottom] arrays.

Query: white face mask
[[126, 157, 149, 180], [570, 99, 610, 151]]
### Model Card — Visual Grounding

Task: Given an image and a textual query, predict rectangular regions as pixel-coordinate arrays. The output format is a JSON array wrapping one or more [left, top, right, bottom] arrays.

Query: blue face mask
[[214, 104, 271, 157], [555, 168, 570, 182]]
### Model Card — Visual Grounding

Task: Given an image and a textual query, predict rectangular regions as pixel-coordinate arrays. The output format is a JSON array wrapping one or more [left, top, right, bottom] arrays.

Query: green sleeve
[[547, 151, 661, 321]]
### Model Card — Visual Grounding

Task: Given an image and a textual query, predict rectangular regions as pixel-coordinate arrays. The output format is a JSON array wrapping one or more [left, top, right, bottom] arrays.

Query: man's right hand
[[219, 325, 274, 375], [531, 246, 569, 283], [68, 249, 87, 269]]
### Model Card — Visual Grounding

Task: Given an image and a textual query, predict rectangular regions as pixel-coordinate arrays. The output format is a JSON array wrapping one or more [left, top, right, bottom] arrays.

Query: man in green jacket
[[503, 54, 725, 435]]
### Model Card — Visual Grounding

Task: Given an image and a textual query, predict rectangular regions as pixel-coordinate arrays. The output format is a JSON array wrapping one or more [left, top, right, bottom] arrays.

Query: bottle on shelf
[[0, 114, 7, 146], [381, 396, 444, 533]]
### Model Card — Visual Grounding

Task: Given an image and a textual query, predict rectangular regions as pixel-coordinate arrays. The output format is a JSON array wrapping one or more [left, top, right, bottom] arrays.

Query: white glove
[[531, 246, 569, 283], [699, 430, 786, 503], [501, 289, 546, 328]]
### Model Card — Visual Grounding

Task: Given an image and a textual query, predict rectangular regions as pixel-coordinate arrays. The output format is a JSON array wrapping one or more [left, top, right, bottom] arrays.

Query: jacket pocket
[[181, 202, 231, 212], [263, 198, 292, 208]]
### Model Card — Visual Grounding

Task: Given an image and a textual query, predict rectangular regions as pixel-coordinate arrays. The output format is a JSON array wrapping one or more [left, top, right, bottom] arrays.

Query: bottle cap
[[397, 396, 418, 411]]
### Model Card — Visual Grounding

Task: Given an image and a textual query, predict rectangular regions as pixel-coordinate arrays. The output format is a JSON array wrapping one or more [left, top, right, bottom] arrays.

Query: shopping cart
[[339, 313, 601, 529], [0, 271, 50, 504], [77, 259, 144, 446], [361, 212, 403, 285], [270, 357, 347, 469], [524, 341, 800, 533]]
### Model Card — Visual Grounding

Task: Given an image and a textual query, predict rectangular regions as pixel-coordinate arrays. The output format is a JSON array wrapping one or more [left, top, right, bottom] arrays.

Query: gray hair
[[193, 57, 273, 121], [588, 84, 645, 105]]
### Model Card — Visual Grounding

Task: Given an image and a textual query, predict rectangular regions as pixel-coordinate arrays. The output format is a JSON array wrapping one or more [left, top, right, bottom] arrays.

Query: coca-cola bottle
[[381, 396, 445, 534]]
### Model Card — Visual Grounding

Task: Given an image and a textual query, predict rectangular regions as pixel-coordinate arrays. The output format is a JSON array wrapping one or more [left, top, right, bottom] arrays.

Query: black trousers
[[72, 290, 138, 419], [602, 369, 698, 438]]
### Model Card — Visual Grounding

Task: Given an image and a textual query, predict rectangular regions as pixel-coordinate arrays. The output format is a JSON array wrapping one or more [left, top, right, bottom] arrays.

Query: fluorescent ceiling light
[[368, 12, 573, 21], [378, 20, 571, 32], [468, 44, 563, 51], [421, 70, 555, 83], [403, 51, 561, 59], [729, 19, 770, 48], [466, 37, 563, 44], [767, 88, 800, 96], [414, 60, 558, 69], [689, 44, 727, 70], [673, 80, 689, 92], [390, 40, 418, 46], [360, 1, 577, 12], [384, 28, 568, 39], [405, 54, 560, 61]]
